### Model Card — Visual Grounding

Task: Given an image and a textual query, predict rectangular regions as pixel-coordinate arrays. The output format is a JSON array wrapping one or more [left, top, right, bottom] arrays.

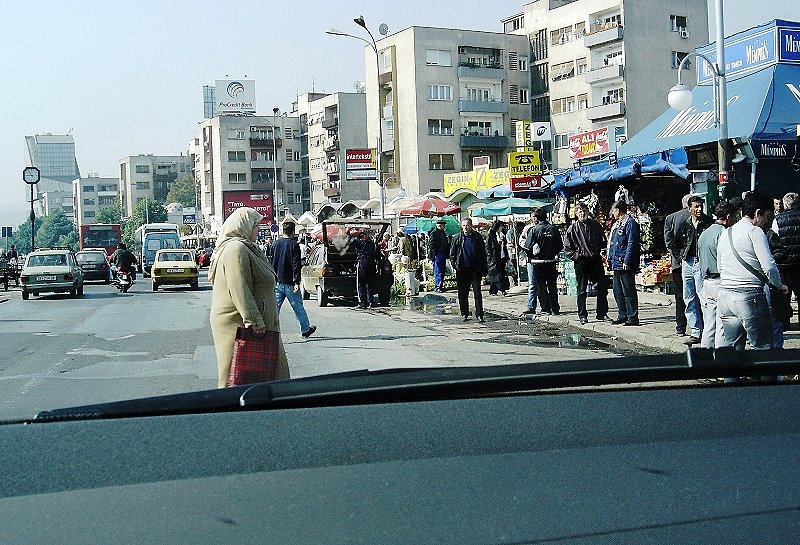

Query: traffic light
[[1, 226, 12, 238]]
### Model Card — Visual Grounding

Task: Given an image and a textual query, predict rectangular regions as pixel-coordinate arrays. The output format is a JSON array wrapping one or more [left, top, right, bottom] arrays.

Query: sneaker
[[579, 317, 588, 325], [477, 316, 485, 323], [301, 325, 317, 338], [461, 315, 469, 322], [611, 318, 627, 325], [623, 321, 640, 326], [682, 336, 701, 345]]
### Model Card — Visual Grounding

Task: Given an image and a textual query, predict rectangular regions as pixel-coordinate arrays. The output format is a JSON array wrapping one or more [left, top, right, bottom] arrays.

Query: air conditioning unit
[[680, 29, 689, 39]]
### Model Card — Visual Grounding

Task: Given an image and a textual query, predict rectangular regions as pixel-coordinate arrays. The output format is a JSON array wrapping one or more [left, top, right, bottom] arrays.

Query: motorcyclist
[[111, 242, 137, 281], [7, 245, 18, 261]]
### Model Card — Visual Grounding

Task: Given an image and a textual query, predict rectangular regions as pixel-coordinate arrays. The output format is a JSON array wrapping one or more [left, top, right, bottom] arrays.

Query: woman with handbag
[[209, 207, 289, 387]]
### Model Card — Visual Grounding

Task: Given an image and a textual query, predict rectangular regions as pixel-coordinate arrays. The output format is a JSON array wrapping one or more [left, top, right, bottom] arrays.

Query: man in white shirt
[[717, 191, 788, 350]]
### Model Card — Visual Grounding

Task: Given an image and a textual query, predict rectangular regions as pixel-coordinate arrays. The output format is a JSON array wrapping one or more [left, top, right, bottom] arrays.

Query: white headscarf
[[208, 207, 269, 283]]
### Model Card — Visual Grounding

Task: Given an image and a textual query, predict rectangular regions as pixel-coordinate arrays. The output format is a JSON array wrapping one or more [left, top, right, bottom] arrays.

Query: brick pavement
[[426, 282, 800, 353]]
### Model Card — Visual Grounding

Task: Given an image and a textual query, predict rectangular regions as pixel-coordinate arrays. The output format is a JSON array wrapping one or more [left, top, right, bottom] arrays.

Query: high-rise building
[[502, 0, 709, 169], [24, 133, 81, 217], [118, 155, 193, 217], [364, 26, 532, 202]]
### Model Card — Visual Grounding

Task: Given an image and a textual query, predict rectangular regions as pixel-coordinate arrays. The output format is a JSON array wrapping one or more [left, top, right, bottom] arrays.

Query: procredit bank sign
[[216, 80, 256, 115], [223, 190, 273, 223]]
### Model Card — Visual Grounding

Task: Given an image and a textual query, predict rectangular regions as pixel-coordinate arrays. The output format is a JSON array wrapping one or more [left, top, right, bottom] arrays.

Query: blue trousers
[[432, 252, 446, 290], [275, 283, 311, 334]]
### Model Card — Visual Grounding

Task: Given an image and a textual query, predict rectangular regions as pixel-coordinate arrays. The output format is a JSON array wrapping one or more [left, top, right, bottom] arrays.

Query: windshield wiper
[[30, 348, 800, 423]]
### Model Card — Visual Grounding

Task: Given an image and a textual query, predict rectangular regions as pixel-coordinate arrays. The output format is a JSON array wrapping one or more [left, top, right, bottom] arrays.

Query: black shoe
[[623, 321, 640, 326], [356, 304, 367, 309], [611, 318, 627, 325], [301, 325, 317, 338], [523, 308, 537, 314], [596, 315, 609, 321], [461, 315, 469, 322], [579, 317, 588, 325], [477, 316, 485, 323]]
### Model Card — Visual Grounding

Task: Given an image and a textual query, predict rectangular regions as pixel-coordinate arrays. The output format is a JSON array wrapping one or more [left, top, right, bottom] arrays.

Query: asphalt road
[[0, 272, 638, 422]]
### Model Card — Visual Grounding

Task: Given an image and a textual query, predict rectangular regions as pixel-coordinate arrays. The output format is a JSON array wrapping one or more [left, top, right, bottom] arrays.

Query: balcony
[[458, 99, 508, 114], [323, 136, 339, 152], [584, 24, 623, 48], [324, 187, 341, 198], [249, 137, 282, 148], [322, 161, 339, 174], [457, 64, 505, 79], [383, 103, 393, 118], [250, 158, 283, 169], [97, 190, 118, 197], [322, 116, 338, 129], [586, 100, 626, 120], [585, 63, 624, 84], [459, 135, 508, 148]]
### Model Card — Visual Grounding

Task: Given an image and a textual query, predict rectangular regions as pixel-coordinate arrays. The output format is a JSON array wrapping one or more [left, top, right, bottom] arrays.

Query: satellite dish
[[378, 23, 389, 36]]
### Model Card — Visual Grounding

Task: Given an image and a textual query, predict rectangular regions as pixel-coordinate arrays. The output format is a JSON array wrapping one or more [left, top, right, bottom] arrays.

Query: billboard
[[569, 127, 610, 160], [515, 121, 552, 150], [345, 148, 377, 181], [215, 79, 256, 115], [509, 151, 543, 191], [223, 190, 273, 223]]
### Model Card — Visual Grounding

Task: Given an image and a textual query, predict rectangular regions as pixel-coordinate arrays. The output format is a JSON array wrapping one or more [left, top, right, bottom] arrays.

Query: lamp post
[[272, 106, 280, 224], [667, 0, 729, 188], [327, 18, 385, 219]]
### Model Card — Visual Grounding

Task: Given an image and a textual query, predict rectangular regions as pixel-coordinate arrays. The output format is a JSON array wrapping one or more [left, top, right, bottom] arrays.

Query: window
[[135, 181, 150, 189], [603, 88, 625, 104], [428, 154, 455, 170], [379, 49, 392, 73], [554, 133, 572, 149], [294, 194, 302, 204], [519, 56, 529, 72], [83, 198, 95, 205], [566, 96, 576, 112], [551, 96, 574, 115], [519, 88, 529, 105], [428, 119, 454, 136], [550, 26, 574, 45], [576, 57, 588, 74], [532, 63, 549, 95], [286, 149, 293, 161], [465, 87, 491, 101], [670, 15, 688, 32], [551, 61, 575, 81], [509, 84, 519, 104], [82, 185, 94, 192], [227, 150, 246, 162], [425, 49, 452, 66], [671, 51, 691, 69], [228, 173, 247, 184], [294, 151, 300, 161], [605, 51, 623, 66], [227, 129, 246, 140], [577, 93, 588, 110], [284, 128, 293, 139], [84, 210, 96, 218], [466, 121, 493, 136], [532, 97, 550, 120], [135, 165, 150, 173], [428, 85, 452, 101]]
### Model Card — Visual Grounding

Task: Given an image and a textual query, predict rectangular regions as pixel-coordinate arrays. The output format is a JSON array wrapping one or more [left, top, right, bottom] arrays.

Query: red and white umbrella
[[399, 198, 461, 217]]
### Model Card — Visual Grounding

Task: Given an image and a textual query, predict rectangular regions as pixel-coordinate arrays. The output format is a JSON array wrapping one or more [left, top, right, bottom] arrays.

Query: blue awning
[[618, 65, 798, 159]]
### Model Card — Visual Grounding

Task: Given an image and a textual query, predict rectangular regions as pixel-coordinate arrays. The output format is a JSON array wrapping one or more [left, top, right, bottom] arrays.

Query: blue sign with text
[[779, 27, 800, 64]]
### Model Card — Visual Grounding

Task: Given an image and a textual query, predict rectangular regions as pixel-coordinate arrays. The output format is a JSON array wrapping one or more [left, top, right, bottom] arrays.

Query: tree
[[122, 199, 167, 246], [165, 176, 197, 207], [97, 204, 123, 224], [10, 216, 44, 254], [35, 210, 80, 251]]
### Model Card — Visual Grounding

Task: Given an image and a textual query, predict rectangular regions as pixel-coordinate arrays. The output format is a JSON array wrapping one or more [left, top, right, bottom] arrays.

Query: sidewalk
[[422, 282, 800, 354]]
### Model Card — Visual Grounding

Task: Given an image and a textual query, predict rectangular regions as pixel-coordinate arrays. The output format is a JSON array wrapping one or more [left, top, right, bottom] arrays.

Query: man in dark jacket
[[449, 217, 488, 322], [564, 203, 609, 324], [609, 201, 641, 326], [111, 242, 137, 280], [270, 222, 316, 338], [663, 194, 691, 336], [673, 195, 714, 345], [529, 207, 563, 315], [427, 219, 450, 292], [773, 192, 800, 328]]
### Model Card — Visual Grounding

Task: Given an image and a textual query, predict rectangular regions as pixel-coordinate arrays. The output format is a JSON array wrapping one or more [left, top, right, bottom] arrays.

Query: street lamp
[[327, 18, 385, 220], [667, 0, 729, 187], [272, 106, 280, 224]]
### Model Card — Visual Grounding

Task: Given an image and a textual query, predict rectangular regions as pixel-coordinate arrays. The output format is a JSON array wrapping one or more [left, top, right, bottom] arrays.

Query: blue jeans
[[432, 252, 446, 290], [682, 257, 705, 338], [275, 283, 311, 334], [717, 287, 774, 350], [526, 261, 537, 311]]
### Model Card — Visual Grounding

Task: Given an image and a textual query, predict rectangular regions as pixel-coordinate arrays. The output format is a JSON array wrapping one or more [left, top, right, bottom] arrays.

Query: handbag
[[227, 327, 280, 386]]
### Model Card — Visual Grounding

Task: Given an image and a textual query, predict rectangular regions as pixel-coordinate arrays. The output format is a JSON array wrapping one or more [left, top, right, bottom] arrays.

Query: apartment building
[[194, 115, 302, 233], [118, 154, 193, 217], [365, 26, 532, 200], [295, 92, 370, 208], [503, 0, 709, 169], [72, 176, 120, 228], [24, 133, 81, 218]]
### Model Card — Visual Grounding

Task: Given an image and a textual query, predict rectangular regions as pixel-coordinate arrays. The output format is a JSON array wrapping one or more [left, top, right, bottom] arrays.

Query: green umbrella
[[405, 215, 460, 235], [471, 197, 553, 218]]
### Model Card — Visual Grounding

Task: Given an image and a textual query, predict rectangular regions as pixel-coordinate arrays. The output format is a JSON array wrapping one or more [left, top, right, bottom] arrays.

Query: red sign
[[345, 148, 377, 181], [719, 171, 729, 185], [510, 176, 544, 191], [223, 190, 273, 223], [569, 127, 610, 160]]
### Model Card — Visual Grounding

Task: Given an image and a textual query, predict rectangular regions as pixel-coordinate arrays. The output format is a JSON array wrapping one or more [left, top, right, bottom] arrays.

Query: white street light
[[272, 106, 280, 224], [667, 0, 730, 187], [327, 18, 385, 220]]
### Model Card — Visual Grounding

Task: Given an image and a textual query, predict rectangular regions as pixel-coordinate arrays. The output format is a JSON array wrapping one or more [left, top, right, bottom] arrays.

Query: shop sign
[[223, 190, 273, 222], [509, 151, 543, 191], [569, 127, 610, 160], [443, 167, 510, 196], [345, 148, 377, 181], [755, 140, 796, 159], [515, 121, 552, 150]]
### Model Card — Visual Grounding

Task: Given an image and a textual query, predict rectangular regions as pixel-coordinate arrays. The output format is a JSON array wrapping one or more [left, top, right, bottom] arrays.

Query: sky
[[1, 0, 796, 227]]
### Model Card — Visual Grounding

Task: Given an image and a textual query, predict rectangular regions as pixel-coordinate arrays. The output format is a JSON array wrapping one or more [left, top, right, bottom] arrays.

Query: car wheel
[[22, 290, 29, 300], [152, 282, 158, 292], [316, 286, 328, 307]]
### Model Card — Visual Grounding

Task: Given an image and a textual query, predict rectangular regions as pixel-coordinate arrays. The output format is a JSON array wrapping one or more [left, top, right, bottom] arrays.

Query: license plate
[[37, 275, 57, 281], [166, 268, 185, 273]]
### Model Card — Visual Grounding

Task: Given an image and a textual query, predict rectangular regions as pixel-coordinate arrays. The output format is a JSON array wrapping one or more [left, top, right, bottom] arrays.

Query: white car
[[20, 248, 85, 300]]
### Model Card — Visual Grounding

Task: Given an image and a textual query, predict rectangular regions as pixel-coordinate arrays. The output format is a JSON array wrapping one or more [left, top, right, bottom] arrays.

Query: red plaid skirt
[[227, 327, 280, 386]]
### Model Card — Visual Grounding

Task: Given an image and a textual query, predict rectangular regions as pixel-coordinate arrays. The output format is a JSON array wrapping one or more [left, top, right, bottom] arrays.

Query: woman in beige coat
[[209, 207, 289, 387]]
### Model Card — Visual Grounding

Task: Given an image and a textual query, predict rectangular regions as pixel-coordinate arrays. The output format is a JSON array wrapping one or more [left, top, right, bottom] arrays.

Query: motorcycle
[[114, 267, 135, 293]]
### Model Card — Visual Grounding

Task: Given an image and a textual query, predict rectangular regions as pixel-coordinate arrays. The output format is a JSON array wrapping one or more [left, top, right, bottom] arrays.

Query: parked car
[[197, 247, 213, 268], [75, 249, 113, 283], [300, 219, 393, 307], [20, 248, 84, 300], [150, 249, 199, 291]]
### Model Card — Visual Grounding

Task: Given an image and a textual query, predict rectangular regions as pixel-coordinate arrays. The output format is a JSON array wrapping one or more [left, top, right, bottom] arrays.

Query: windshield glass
[[0, 2, 798, 427]]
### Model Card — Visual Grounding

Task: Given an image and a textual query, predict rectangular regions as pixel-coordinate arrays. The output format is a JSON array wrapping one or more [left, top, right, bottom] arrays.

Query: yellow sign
[[515, 120, 535, 151], [509, 151, 542, 176], [443, 167, 510, 196]]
